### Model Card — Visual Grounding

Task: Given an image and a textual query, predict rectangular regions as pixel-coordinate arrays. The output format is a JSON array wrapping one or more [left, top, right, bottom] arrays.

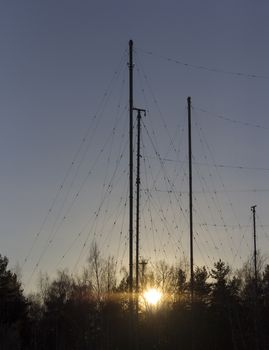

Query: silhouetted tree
[[0, 254, 28, 349], [208, 260, 245, 350], [193, 266, 210, 303]]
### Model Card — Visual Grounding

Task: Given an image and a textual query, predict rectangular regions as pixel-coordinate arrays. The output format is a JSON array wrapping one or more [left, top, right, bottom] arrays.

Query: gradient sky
[[1, 0, 269, 292]]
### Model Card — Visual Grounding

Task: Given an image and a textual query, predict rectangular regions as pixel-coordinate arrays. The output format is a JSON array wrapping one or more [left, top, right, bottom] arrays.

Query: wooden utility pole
[[140, 259, 148, 288]]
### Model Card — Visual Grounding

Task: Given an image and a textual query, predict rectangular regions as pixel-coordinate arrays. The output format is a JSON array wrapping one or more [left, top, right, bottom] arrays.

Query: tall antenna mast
[[129, 40, 134, 295]]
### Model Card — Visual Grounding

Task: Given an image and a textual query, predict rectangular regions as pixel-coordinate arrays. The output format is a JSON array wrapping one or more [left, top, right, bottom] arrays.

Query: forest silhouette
[[1, 243, 269, 349]]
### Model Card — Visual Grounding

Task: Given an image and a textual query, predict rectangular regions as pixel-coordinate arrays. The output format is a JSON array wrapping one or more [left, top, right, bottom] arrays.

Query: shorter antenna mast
[[133, 107, 146, 295], [251, 205, 259, 350], [188, 97, 195, 350], [251, 205, 258, 296], [188, 96, 194, 304]]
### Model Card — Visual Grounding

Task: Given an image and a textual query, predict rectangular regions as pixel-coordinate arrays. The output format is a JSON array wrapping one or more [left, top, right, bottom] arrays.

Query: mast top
[[251, 205, 257, 211]]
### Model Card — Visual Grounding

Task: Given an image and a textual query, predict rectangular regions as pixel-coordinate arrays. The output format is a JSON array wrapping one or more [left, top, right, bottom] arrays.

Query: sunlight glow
[[143, 288, 162, 306]]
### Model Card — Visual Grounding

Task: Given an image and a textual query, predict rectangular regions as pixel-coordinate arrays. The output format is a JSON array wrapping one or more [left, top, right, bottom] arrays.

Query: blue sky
[[1, 0, 269, 291]]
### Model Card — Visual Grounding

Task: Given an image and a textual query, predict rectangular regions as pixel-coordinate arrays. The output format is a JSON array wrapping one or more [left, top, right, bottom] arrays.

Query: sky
[[1, 0, 269, 292]]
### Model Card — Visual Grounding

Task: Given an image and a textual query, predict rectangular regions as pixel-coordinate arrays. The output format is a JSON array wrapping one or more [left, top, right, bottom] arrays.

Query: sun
[[143, 288, 162, 306]]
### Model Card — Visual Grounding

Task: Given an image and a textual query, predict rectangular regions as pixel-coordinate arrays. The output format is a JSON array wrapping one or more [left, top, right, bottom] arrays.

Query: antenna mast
[[188, 96, 194, 304], [129, 40, 134, 295], [251, 205, 258, 296], [251, 204, 259, 350], [134, 107, 146, 294], [188, 97, 195, 350]]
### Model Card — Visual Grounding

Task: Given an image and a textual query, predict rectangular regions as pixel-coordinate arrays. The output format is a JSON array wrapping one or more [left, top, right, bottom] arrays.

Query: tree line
[[1, 243, 269, 349]]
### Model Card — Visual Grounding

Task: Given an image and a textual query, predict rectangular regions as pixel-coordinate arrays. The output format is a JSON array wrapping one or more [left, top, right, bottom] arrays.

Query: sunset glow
[[143, 288, 162, 306]]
